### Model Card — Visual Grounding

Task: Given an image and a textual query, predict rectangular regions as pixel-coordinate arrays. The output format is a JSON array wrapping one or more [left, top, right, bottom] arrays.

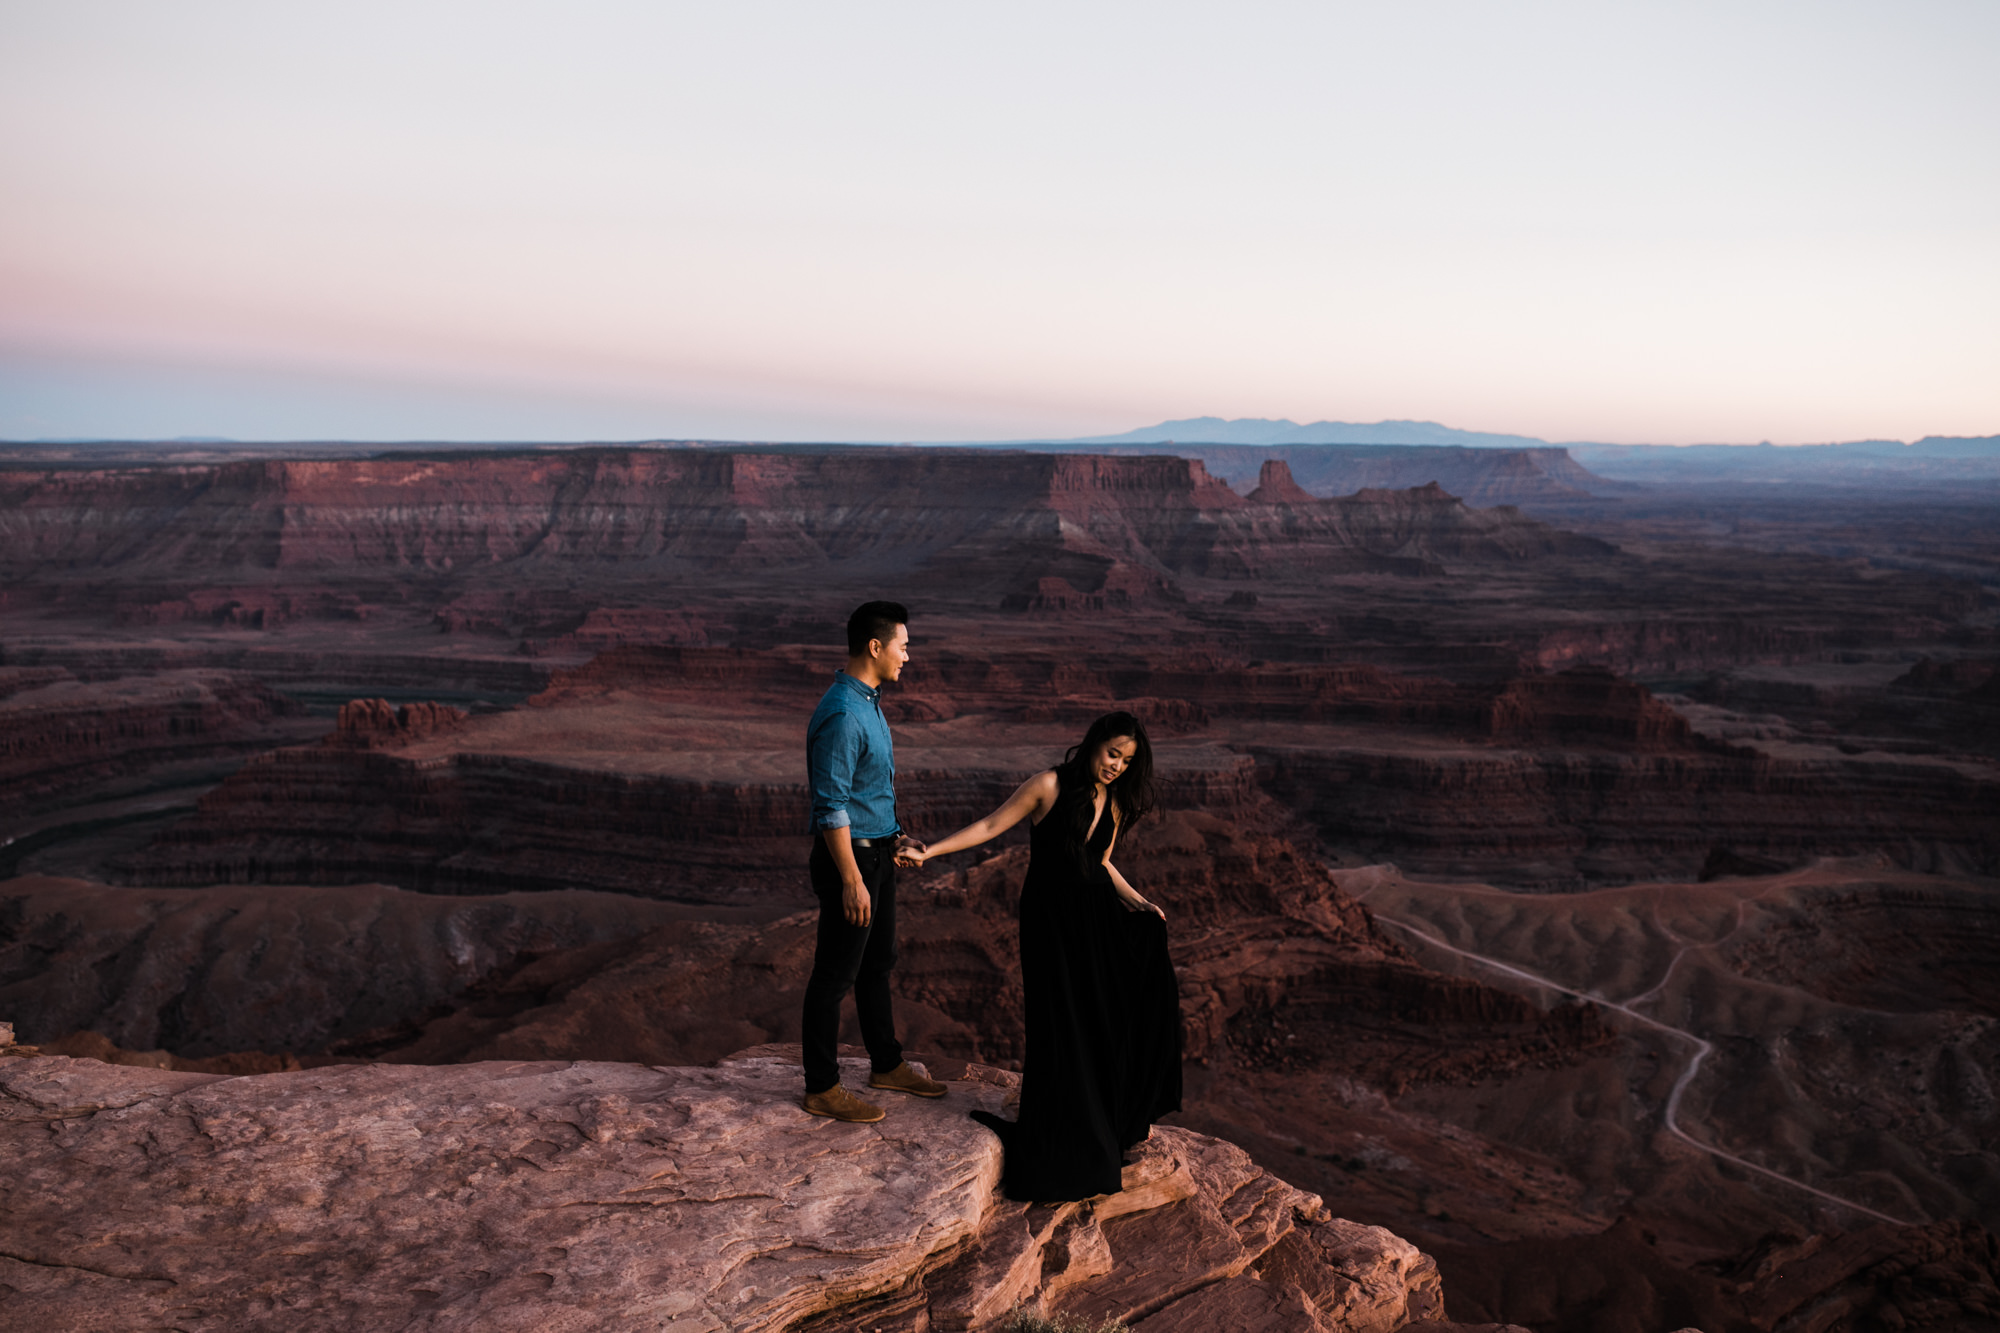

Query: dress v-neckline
[[1032, 772, 1112, 844], [1031, 784, 1109, 843], [1082, 788, 1109, 845]]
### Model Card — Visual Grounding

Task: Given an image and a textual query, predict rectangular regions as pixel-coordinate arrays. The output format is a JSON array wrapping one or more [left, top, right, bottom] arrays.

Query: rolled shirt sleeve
[[808, 708, 863, 831]]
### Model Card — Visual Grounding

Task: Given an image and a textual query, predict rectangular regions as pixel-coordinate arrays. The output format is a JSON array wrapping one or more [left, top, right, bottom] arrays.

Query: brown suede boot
[[802, 1085, 886, 1123], [868, 1061, 948, 1099]]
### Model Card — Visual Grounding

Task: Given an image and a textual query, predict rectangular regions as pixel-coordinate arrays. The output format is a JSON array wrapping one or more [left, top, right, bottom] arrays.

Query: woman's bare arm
[[914, 770, 1060, 862], [1100, 809, 1164, 917], [1106, 861, 1166, 919]]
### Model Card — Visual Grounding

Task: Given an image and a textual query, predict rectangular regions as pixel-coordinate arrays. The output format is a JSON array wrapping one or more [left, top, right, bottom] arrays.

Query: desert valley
[[2, 439, 1996, 1333]]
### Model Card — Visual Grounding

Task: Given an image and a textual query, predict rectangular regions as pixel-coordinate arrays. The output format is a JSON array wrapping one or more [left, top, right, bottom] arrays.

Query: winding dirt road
[[1352, 889, 1921, 1228]]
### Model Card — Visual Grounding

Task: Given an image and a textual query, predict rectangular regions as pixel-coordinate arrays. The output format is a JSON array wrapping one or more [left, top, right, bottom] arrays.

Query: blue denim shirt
[[806, 671, 899, 839]]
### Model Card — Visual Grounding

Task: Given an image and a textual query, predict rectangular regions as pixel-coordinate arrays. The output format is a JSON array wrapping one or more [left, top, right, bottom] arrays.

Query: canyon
[[2, 442, 1996, 1332]]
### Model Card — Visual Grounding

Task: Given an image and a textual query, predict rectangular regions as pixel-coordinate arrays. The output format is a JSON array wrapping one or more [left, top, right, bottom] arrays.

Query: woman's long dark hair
[[1051, 711, 1157, 853]]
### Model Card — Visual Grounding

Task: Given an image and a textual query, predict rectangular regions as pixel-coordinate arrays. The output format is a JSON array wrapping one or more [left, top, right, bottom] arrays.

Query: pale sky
[[2, 1, 1995, 444]]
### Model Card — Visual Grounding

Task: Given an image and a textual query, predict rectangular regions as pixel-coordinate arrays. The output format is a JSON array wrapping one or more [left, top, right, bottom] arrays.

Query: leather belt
[[850, 836, 889, 847]]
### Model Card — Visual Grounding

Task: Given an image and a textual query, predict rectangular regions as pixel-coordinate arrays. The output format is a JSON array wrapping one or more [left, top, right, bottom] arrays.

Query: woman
[[905, 711, 1182, 1201]]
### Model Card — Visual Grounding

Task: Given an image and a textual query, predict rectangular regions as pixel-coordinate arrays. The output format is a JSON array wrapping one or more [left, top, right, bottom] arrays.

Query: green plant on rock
[[997, 1307, 1130, 1333]]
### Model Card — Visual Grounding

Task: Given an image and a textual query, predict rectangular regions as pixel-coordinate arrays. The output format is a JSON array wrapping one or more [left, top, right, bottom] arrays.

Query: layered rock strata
[[1256, 733, 2000, 885], [0, 450, 1605, 603], [0, 666, 310, 812], [0, 875, 722, 1060], [112, 658, 2000, 895], [1055, 444, 1611, 506], [8, 814, 1607, 1086], [1165, 859, 2000, 1332], [0, 639, 554, 697], [0, 1050, 1445, 1332], [109, 693, 1265, 900], [12, 843, 1997, 1328]]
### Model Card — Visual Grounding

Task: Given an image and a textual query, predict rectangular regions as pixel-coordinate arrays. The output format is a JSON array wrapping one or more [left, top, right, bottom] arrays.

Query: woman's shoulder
[[1025, 768, 1064, 805], [1020, 769, 1064, 826]]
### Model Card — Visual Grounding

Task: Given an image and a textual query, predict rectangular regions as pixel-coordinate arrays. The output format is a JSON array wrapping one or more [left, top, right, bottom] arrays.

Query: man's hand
[[821, 827, 873, 925], [893, 834, 928, 868], [843, 877, 873, 927]]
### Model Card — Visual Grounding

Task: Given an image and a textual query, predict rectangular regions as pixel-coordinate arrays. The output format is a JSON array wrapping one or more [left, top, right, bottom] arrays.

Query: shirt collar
[[834, 670, 881, 702]]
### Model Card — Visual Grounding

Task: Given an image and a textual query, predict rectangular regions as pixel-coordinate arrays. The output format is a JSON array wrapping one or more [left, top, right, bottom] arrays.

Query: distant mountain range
[[1062, 417, 1556, 450], [1050, 417, 2000, 456], [1021, 420, 2000, 491]]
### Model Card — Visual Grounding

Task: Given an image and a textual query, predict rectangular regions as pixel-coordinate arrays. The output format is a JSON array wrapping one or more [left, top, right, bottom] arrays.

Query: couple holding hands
[[800, 601, 1182, 1203]]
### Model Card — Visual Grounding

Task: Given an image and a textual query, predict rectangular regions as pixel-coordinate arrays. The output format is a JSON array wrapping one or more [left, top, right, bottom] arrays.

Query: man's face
[[871, 624, 910, 683]]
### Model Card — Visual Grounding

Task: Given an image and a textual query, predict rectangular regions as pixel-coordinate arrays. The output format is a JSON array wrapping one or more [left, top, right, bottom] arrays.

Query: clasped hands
[[890, 833, 1164, 920], [838, 836, 931, 926]]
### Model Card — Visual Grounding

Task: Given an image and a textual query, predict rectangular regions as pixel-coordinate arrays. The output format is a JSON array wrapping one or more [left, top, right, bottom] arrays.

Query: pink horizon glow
[[3, 3, 1996, 445]]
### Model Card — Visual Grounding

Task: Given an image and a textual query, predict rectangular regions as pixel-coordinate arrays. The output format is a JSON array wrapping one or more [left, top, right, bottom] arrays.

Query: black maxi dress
[[970, 782, 1183, 1201]]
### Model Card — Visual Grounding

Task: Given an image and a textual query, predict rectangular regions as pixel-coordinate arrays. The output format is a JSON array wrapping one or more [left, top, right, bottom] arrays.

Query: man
[[799, 600, 947, 1121]]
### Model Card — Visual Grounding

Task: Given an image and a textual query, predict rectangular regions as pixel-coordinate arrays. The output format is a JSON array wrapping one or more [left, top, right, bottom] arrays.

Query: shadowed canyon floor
[[3, 443, 1998, 1331]]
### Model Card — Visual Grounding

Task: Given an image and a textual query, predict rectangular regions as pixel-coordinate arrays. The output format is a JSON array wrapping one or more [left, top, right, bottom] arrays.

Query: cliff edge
[[0, 1047, 1446, 1332]]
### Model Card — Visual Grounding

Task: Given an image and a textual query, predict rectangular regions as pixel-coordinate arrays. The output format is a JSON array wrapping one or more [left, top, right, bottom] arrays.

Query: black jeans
[[801, 837, 904, 1094]]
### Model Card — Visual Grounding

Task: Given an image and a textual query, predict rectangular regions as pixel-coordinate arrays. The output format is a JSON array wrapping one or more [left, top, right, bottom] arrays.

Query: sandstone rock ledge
[[0, 1051, 1443, 1332]]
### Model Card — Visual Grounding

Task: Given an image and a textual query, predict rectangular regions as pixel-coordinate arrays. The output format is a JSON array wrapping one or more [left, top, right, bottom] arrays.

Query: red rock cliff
[[0, 448, 1606, 593]]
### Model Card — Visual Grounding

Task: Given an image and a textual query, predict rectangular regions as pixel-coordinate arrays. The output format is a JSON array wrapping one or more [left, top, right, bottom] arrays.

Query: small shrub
[[998, 1308, 1130, 1333]]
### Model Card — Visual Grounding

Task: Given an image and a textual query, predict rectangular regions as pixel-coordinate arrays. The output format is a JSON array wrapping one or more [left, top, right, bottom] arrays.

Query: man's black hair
[[847, 601, 910, 657]]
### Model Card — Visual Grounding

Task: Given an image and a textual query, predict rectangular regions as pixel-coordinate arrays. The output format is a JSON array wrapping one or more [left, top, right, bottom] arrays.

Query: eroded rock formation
[[0, 666, 309, 811], [5, 814, 1610, 1086], [109, 653, 1997, 898], [1087, 444, 1611, 507], [0, 875, 718, 1059], [107, 688, 1268, 900], [1256, 732, 1999, 886], [0, 450, 1602, 601], [7, 440, 1998, 1332], [0, 1049, 1445, 1332], [325, 697, 469, 747]]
